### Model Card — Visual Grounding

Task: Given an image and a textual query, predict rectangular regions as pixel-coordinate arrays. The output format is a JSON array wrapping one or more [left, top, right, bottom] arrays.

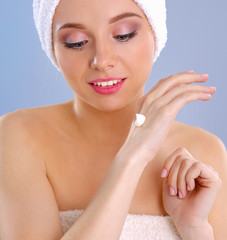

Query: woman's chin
[[89, 99, 131, 113], [92, 104, 128, 113]]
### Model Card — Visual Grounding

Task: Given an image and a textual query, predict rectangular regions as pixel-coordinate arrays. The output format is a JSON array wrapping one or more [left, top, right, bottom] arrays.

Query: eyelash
[[64, 30, 138, 51]]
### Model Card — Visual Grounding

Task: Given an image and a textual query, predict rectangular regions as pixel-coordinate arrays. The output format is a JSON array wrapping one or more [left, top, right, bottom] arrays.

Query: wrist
[[114, 148, 150, 170], [176, 221, 214, 240]]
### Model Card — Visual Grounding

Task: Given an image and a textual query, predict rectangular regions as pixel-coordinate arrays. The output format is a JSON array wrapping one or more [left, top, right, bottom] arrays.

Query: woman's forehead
[[53, 0, 145, 26]]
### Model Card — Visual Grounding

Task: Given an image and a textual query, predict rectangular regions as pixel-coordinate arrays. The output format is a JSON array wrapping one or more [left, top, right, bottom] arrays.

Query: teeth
[[93, 80, 122, 86], [101, 82, 107, 87], [107, 81, 113, 86]]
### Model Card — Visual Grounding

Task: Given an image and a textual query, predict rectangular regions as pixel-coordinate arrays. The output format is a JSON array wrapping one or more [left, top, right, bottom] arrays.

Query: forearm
[[176, 222, 214, 240], [61, 155, 147, 240]]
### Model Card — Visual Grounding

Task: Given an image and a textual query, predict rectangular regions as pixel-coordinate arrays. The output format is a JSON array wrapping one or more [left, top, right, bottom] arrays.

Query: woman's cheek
[[55, 46, 74, 71], [137, 36, 155, 80], [127, 37, 154, 81], [55, 45, 83, 80]]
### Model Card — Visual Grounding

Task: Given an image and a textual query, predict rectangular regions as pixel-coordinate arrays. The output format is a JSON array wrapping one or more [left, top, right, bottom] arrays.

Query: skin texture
[[0, 0, 227, 239]]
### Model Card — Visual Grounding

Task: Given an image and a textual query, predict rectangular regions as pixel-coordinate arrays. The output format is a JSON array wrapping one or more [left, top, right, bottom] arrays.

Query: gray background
[[0, 0, 226, 146]]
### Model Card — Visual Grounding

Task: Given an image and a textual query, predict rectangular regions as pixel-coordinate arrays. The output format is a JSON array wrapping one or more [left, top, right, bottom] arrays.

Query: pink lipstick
[[88, 77, 126, 95]]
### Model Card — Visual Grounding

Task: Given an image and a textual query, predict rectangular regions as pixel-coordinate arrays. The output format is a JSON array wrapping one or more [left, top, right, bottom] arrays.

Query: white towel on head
[[132, 0, 167, 62], [33, 0, 168, 71]]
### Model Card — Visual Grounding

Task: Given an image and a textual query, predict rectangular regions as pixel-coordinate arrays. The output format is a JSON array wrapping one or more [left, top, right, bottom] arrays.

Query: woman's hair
[[33, 0, 168, 71]]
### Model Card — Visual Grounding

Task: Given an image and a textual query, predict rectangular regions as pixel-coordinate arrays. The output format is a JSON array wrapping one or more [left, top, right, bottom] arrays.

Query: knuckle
[[168, 177, 176, 188], [176, 147, 187, 154], [159, 106, 172, 118], [192, 161, 201, 169], [175, 155, 184, 164], [181, 158, 190, 168]]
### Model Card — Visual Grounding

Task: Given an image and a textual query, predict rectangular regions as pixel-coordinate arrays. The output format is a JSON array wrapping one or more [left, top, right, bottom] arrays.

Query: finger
[[177, 156, 196, 198], [185, 162, 222, 191], [144, 72, 209, 103], [167, 155, 186, 196], [160, 91, 213, 119], [152, 84, 216, 109], [161, 147, 194, 178]]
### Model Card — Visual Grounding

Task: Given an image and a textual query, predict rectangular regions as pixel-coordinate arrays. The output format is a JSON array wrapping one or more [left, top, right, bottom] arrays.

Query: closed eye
[[64, 30, 138, 51]]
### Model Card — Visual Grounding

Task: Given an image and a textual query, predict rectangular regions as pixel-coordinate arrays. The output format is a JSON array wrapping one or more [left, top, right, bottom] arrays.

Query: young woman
[[0, 0, 226, 239]]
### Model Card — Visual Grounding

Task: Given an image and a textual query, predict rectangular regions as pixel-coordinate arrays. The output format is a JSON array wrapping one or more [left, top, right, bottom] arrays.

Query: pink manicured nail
[[205, 93, 212, 97], [178, 191, 183, 199], [201, 74, 209, 77], [208, 86, 216, 90], [186, 70, 194, 73], [161, 168, 168, 178], [187, 184, 191, 191], [170, 187, 175, 195]]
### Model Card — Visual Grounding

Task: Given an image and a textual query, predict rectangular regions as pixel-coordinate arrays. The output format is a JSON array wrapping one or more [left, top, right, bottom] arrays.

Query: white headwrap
[[33, 0, 167, 71]]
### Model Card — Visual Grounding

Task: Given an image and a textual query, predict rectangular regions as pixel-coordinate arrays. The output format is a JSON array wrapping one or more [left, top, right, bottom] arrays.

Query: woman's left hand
[[161, 147, 222, 233]]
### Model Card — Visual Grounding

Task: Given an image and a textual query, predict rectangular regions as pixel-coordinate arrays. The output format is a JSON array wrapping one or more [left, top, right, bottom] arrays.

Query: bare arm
[[61, 151, 146, 240], [0, 111, 147, 240], [0, 112, 63, 240]]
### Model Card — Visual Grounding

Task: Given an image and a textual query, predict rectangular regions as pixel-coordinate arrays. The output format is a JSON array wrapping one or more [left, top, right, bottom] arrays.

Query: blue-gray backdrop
[[0, 0, 226, 146]]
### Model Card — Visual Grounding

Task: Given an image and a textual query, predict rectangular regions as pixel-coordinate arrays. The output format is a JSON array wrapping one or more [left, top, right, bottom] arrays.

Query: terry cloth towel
[[59, 209, 182, 239]]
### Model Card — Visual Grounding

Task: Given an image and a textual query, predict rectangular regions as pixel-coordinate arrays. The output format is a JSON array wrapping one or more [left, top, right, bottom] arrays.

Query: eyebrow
[[57, 12, 143, 31]]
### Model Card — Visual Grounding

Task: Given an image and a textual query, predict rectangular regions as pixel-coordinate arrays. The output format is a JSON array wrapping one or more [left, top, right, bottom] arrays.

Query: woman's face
[[52, 0, 155, 112]]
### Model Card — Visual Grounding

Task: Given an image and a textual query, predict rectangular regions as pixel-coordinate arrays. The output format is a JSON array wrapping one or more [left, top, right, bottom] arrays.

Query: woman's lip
[[88, 77, 126, 84], [89, 78, 126, 95]]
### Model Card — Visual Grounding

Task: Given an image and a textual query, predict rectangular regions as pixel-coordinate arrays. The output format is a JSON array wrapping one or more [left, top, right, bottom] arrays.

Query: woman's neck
[[71, 96, 141, 147]]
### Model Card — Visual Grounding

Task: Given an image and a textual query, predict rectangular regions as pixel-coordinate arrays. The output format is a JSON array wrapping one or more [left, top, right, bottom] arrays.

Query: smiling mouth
[[89, 78, 126, 87]]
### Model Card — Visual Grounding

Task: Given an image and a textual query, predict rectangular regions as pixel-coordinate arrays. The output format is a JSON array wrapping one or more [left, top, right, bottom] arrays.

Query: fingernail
[[178, 191, 183, 199], [178, 191, 183, 198], [205, 93, 212, 97], [201, 74, 209, 77], [161, 168, 168, 178], [186, 70, 194, 73], [187, 184, 191, 191], [208, 86, 216, 91], [170, 186, 175, 195]]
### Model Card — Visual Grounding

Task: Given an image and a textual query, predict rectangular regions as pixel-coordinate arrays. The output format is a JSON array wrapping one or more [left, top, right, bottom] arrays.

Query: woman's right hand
[[115, 70, 216, 166]]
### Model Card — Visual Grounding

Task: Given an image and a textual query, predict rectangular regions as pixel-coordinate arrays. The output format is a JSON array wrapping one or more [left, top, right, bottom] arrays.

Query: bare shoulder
[[0, 107, 65, 238], [172, 121, 227, 166], [0, 100, 72, 141], [0, 108, 51, 165]]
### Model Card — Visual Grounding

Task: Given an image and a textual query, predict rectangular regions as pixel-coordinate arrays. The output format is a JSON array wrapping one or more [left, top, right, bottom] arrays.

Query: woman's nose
[[90, 41, 117, 71]]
